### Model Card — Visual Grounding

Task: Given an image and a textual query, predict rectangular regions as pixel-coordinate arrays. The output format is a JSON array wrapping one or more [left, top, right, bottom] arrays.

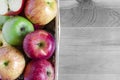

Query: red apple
[[0, 46, 25, 80], [34, 24, 42, 30], [0, 0, 24, 16], [24, 0, 57, 26], [23, 30, 55, 59], [24, 60, 54, 80]]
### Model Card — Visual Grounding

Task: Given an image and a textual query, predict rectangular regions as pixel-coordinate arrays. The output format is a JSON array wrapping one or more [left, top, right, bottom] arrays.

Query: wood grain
[[59, 27, 120, 80], [59, 0, 120, 80], [60, 0, 120, 27]]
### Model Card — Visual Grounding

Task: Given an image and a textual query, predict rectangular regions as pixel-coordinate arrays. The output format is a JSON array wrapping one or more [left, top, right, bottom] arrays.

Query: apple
[[0, 15, 11, 30], [0, 31, 8, 48], [23, 30, 55, 59], [2, 16, 34, 46], [25, 0, 57, 26], [0, 0, 24, 16], [0, 46, 25, 80], [34, 24, 42, 30], [24, 60, 54, 80]]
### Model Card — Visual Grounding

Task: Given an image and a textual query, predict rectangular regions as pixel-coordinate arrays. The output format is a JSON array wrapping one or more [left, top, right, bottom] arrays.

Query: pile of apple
[[0, 0, 57, 80]]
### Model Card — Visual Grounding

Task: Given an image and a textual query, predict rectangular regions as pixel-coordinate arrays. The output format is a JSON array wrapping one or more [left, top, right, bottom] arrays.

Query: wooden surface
[[59, 0, 120, 80]]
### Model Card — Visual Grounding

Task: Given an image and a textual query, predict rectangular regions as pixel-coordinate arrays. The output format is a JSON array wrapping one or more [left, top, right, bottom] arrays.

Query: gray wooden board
[[59, 0, 120, 80]]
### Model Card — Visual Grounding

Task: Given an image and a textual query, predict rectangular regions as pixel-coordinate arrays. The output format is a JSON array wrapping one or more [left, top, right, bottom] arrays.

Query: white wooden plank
[[59, 27, 120, 80], [59, 74, 120, 80], [59, 0, 120, 80]]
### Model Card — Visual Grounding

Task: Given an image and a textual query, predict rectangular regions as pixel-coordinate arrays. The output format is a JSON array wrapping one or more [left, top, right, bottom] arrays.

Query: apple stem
[[7, 0, 10, 11], [4, 61, 9, 66]]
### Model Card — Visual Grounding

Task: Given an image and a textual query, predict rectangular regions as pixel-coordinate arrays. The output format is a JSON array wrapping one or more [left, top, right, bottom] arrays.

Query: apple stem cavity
[[47, 2, 50, 5], [4, 61, 9, 66], [47, 1, 53, 9], [37, 42, 45, 48], [47, 71, 51, 77], [0, 41, 3, 47], [20, 27, 25, 32]]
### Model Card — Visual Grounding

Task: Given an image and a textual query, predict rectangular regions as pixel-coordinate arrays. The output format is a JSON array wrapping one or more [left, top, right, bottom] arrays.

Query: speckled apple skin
[[0, 46, 25, 80], [24, 0, 57, 26], [24, 60, 54, 80]]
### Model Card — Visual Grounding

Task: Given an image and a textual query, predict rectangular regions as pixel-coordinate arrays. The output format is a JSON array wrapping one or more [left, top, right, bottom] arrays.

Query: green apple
[[0, 15, 10, 30], [0, 31, 8, 47], [2, 16, 34, 46]]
